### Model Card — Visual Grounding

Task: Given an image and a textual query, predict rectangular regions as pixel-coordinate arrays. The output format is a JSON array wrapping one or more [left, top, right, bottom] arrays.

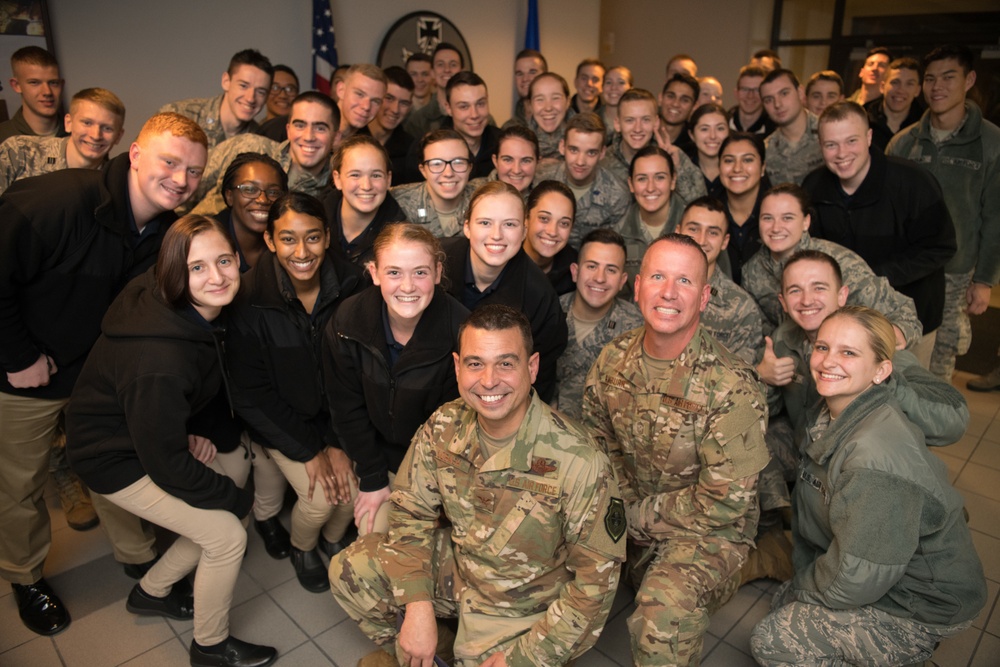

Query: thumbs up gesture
[[756, 336, 796, 386]]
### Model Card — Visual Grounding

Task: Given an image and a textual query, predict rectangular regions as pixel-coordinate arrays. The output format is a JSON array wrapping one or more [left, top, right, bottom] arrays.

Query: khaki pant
[[357, 472, 394, 538], [0, 393, 67, 583], [265, 446, 354, 550], [102, 448, 251, 646], [248, 438, 287, 522]]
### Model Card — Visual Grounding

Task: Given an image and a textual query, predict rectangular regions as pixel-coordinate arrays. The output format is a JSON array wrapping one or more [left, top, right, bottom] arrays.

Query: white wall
[[43, 0, 600, 149]]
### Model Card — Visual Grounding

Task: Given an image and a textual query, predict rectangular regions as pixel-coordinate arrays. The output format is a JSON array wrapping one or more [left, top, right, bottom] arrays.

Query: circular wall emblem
[[377, 11, 472, 71]]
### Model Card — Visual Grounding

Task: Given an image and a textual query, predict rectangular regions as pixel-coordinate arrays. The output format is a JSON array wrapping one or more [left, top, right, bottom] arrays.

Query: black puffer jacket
[[226, 251, 365, 462], [66, 269, 251, 517], [325, 286, 468, 492]]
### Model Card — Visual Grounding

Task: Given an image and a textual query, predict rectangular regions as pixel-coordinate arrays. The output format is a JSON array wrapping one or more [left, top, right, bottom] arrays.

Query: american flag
[[312, 0, 338, 95]]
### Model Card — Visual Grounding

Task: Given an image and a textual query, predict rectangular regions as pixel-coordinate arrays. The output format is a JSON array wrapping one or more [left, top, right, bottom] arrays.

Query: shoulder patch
[[605, 497, 626, 543]]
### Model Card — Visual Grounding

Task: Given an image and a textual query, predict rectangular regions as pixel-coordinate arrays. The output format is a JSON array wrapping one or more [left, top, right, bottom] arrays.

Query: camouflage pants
[[329, 531, 542, 667], [930, 270, 974, 380], [750, 580, 971, 666], [626, 538, 744, 666], [760, 414, 797, 511]]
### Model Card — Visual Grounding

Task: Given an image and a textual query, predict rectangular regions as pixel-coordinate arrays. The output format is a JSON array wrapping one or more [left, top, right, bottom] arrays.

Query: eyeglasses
[[421, 157, 471, 174], [270, 83, 299, 96], [737, 87, 760, 95], [232, 183, 285, 201]]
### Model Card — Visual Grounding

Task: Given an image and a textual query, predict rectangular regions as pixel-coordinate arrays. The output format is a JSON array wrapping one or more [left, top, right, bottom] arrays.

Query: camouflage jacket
[[391, 181, 475, 238], [741, 232, 923, 345], [763, 110, 823, 186], [403, 94, 446, 141], [556, 292, 644, 420], [535, 162, 630, 248], [0, 135, 76, 195], [599, 134, 707, 205], [701, 268, 766, 366], [612, 200, 685, 301], [582, 325, 769, 549], [187, 135, 332, 216], [158, 94, 260, 149], [383, 391, 625, 666]]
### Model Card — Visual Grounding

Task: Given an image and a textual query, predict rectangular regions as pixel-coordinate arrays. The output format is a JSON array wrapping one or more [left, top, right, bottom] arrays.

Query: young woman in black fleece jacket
[[66, 216, 278, 667], [325, 223, 469, 534]]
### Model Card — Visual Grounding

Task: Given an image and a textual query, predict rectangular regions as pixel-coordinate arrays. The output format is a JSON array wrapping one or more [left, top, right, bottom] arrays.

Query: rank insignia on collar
[[605, 497, 626, 543]]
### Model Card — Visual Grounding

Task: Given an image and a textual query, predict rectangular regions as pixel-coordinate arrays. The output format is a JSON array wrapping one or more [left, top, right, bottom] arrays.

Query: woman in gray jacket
[[750, 306, 986, 666]]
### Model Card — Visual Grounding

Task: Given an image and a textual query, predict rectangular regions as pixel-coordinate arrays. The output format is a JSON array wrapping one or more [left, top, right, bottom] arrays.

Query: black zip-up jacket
[[226, 251, 365, 462], [325, 286, 469, 492], [66, 269, 251, 517], [322, 188, 406, 267], [441, 237, 567, 403], [803, 148, 956, 333], [0, 153, 174, 398]]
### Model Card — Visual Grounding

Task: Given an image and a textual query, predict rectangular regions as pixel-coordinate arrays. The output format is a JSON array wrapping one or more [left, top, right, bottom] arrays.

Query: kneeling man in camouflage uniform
[[583, 234, 770, 666], [330, 305, 625, 667]]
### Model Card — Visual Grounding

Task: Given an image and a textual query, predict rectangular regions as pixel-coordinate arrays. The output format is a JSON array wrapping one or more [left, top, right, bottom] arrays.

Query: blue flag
[[525, 0, 539, 51]]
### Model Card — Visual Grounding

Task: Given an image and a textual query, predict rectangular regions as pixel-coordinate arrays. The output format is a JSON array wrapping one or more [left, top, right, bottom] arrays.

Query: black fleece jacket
[[66, 269, 251, 518], [0, 153, 174, 398], [325, 286, 469, 492], [226, 251, 365, 462]]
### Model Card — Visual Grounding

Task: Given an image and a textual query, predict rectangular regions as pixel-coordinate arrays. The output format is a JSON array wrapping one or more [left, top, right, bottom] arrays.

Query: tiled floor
[[2, 370, 998, 667]]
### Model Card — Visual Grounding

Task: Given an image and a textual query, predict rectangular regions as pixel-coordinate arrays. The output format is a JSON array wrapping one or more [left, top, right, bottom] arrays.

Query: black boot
[[290, 546, 329, 592], [253, 517, 291, 560]]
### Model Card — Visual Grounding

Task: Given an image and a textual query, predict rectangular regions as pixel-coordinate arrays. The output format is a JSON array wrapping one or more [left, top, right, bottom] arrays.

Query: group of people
[[0, 33, 994, 667]]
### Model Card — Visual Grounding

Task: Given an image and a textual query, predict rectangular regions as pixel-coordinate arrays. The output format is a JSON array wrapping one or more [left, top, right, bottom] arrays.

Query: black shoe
[[123, 555, 160, 579], [189, 636, 277, 667], [319, 524, 357, 559], [254, 518, 291, 560], [290, 546, 330, 593], [126, 582, 194, 620], [11, 579, 70, 636]]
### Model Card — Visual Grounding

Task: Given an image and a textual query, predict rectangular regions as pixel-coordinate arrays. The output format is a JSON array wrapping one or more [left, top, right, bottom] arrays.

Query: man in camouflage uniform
[[404, 43, 465, 140], [0, 88, 125, 195], [741, 227, 923, 346], [392, 129, 476, 238], [677, 196, 764, 366], [330, 305, 625, 667], [536, 112, 630, 248], [556, 229, 643, 419], [184, 92, 337, 215], [887, 45, 1000, 382], [759, 69, 823, 185], [159, 49, 273, 148], [583, 234, 770, 666], [599, 88, 705, 205]]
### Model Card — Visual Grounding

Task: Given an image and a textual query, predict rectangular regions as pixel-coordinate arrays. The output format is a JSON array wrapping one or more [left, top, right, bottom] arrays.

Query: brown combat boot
[[358, 649, 397, 667], [967, 363, 1000, 392], [740, 526, 794, 586], [50, 449, 99, 531]]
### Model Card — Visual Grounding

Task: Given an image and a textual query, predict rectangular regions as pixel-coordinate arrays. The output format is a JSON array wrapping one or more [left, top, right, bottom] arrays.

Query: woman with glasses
[[226, 192, 365, 593], [217, 152, 287, 272], [213, 152, 295, 563], [390, 129, 477, 238], [323, 135, 405, 266]]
